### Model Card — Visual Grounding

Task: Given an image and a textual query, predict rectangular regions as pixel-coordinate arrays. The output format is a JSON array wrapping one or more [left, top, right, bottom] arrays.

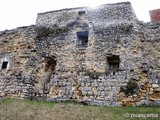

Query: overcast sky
[[0, 0, 159, 31]]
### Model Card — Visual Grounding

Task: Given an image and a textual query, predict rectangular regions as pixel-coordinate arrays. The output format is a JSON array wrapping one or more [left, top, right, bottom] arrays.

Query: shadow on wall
[[35, 56, 57, 96]]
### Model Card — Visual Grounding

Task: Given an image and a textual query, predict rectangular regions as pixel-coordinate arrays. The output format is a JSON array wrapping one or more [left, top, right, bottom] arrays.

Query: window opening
[[107, 55, 120, 71], [76, 31, 88, 46], [44, 57, 57, 72], [2, 61, 8, 69], [78, 11, 85, 15]]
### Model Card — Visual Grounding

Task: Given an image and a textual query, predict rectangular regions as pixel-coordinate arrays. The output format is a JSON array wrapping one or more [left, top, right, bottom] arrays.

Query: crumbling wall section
[[143, 22, 160, 41], [0, 2, 160, 106], [0, 26, 38, 99], [36, 2, 137, 28]]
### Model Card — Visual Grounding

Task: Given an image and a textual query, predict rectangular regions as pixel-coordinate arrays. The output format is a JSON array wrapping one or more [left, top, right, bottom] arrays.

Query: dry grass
[[0, 99, 160, 120]]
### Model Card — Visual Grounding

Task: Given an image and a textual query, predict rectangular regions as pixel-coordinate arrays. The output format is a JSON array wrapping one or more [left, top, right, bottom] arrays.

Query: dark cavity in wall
[[78, 11, 86, 15], [76, 31, 88, 47], [107, 55, 120, 75], [41, 56, 57, 94], [2, 61, 8, 69], [44, 56, 57, 72]]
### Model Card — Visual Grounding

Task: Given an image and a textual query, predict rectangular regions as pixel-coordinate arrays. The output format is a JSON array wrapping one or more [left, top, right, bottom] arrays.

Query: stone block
[[100, 91, 105, 96], [87, 91, 93, 96], [152, 84, 159, 88]]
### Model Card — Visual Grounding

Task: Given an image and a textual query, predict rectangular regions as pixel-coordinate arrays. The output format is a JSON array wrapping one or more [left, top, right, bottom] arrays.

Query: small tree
[[121, 81, 139, 106]]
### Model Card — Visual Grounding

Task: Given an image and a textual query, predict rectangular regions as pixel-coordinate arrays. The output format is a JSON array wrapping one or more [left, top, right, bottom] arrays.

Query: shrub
[[121, 81, 139, 96]]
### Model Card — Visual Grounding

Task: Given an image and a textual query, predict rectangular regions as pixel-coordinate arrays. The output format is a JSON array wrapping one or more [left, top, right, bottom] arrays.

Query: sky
[[0, 0, 160, 31]]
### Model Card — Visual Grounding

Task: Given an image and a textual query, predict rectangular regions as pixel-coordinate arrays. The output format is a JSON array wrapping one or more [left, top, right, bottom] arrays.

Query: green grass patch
[[0, 99, 160, 120]]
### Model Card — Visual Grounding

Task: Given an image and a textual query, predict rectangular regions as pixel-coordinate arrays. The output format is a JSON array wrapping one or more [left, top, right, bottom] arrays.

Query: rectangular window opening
[[78, 11, 85, 15], [107, 55, 120, 71], [77, 31, 88, 47], [44, 57, 57, 72], [2, 61, 8, 69]]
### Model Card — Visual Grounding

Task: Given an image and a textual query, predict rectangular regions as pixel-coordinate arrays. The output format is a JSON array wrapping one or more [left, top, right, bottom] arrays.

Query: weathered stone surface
[[0, 2, 160, 106]]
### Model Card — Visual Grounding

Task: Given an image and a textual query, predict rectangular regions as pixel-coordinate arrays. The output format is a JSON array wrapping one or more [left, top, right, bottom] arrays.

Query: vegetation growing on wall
[[120, 80, 139, 106], [122, 81, 139, 96]]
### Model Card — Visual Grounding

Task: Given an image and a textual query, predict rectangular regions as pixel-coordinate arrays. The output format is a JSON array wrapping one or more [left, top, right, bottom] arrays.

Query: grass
[[0, 99, 160, 120]]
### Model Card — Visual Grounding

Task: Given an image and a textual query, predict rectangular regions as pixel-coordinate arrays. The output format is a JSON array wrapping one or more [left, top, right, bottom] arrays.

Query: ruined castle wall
[[120, 40, 160, 106], [34, 20, 147, 106], [0, 26, 38, 99], [0, 2, 160, 106], [143, 22, 160, 41], [36, 2, 137, 28], [36, 7, 84, 28], [142, 41, 160, 82]]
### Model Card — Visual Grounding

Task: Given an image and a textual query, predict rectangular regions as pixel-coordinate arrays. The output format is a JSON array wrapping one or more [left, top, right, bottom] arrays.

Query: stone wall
[[36, 2, 137, 28], [0, 2, 160, 106], [0, 26, 37, 99], [143, 22, 160, 41]]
